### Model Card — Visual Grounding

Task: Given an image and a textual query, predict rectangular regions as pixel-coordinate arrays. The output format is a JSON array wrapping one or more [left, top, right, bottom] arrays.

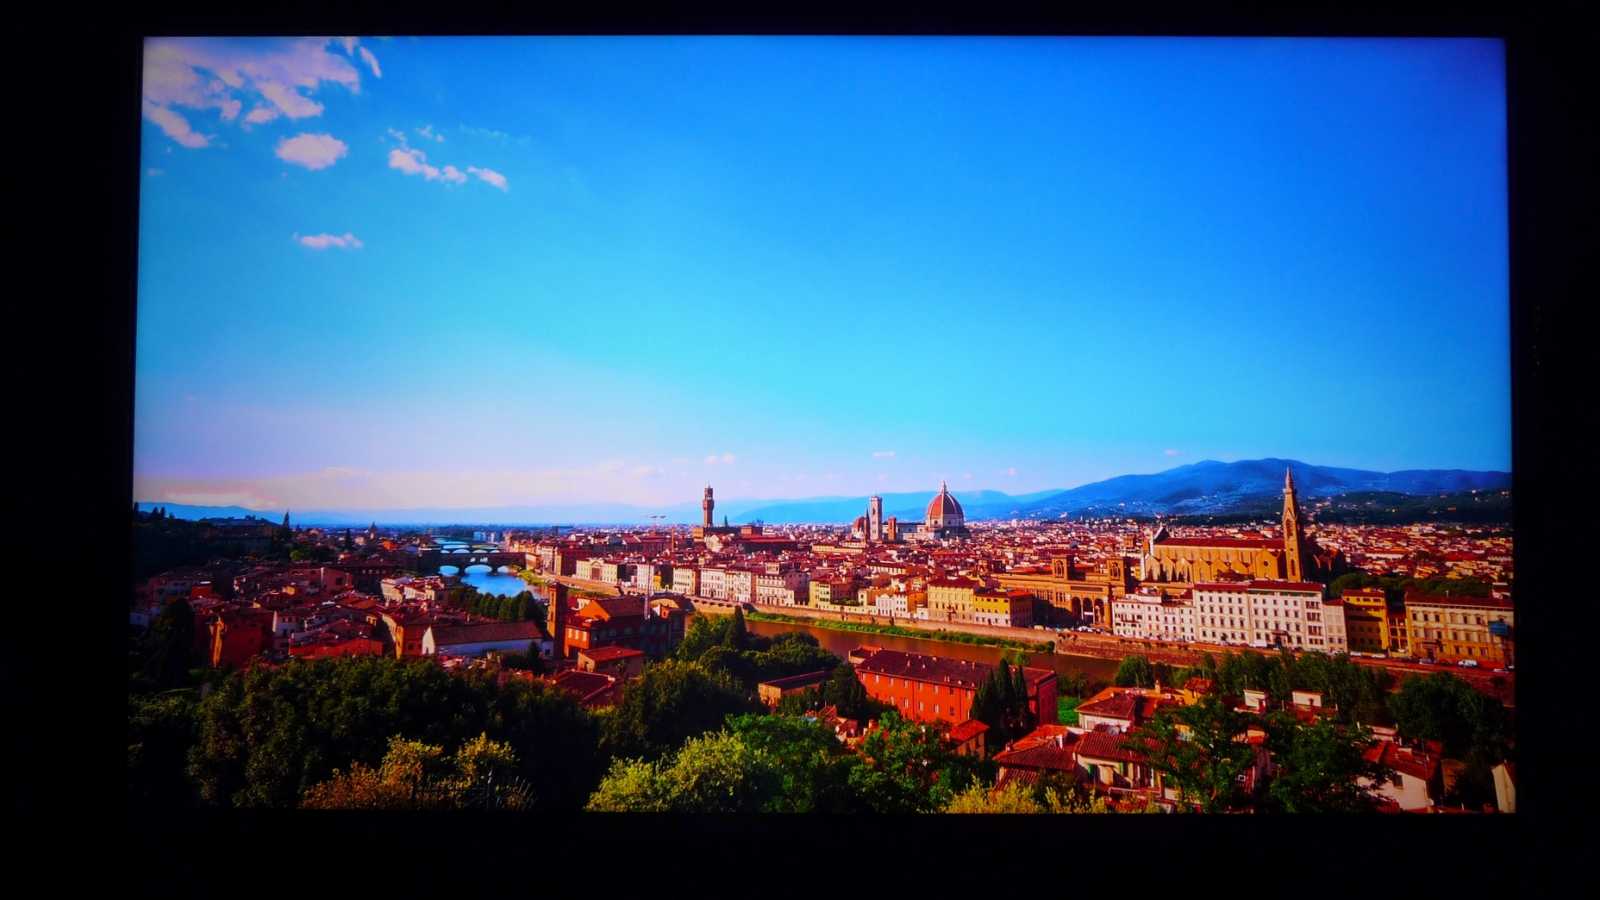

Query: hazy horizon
[[136, 37, 1510, 512]]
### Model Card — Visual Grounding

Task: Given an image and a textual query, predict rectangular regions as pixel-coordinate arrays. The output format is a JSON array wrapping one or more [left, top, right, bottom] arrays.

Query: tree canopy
[[186, 656, 602, 810], [598, 660, 762, 762]]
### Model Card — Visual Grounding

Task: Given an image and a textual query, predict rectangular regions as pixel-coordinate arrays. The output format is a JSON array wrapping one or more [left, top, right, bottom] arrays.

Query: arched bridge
[[417, 546, 525, 572]]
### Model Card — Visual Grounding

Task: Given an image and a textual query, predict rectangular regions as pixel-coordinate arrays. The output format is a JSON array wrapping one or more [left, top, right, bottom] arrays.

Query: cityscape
[[130, 36, 1512, 815]]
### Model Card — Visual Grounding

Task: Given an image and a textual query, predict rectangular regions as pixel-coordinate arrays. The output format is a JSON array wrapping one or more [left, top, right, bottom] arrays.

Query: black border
[[36, 2, 1590, 892]]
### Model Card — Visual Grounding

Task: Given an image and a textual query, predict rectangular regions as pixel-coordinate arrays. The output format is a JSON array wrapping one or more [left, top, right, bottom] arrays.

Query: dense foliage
[[597, 660, 762, 762], [674, 616, 842, 691], [1259, 713, 1386, 813], [1169, 649, 1391, 727], [301, 734, 533, 810], [186, 657, 602, 810], [587, 714, 866, 813], [458, 588, 543, 623], [1387, 672, 1512, 806], [969, 658, 1036, 752], [1141, 695, 1259, 813]]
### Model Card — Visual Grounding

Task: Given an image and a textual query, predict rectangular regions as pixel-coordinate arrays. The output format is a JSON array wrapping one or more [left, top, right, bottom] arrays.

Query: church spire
[[1282, 467, 1304, 581]]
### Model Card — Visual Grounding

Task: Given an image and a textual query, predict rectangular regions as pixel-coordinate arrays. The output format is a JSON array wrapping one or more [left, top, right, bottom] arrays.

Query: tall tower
[[1282, 467, 1305, 582], [702, 485, 715, 528], [546, 582, 570, 661], [868, 496, 884, 543]]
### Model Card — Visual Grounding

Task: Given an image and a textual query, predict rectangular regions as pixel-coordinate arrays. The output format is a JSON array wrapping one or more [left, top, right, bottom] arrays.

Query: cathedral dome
[[925, 481, 965, 527]]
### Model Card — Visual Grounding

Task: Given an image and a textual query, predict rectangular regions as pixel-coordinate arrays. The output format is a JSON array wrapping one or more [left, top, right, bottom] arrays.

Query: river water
[[435, 539, 537, 597]]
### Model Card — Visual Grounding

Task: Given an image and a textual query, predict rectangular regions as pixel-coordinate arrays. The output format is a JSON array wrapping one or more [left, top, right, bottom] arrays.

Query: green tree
[[1387, 672, 1510, 807], [724, 607, 750, 650], [143, 598, 197, 689], [599, 660, 760, 762], [129, 690, 201, 808], [1142, 695, 1257, 813], [586, 730, 783, 813], [1261, 712, 1385, 813], [945, 780, 1046, 813], [301, 733, 533, 810], [186, 657, 601, 810], [1114, 655, 1155, 688], [847, 712, 989, 813]]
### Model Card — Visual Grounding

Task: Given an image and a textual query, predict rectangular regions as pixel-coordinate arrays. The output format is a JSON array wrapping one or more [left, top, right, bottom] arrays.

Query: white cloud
[[704, 453, 737, 465], [387, 128, 506, 191], [294, 231, 363, 250], [276, 132, 348, 170], [871, 450, 896, 459], [963, 472, 974, 480], [257, 81, 324, 119], [358, 46, 382, 78], [141, 100, 209, 148], [141, 38, 365, 149], [467, 166, 508, 191], [1005, 467, 1018, 476], [1164, 448, 1183, 457], [389, 146, 442, 180]]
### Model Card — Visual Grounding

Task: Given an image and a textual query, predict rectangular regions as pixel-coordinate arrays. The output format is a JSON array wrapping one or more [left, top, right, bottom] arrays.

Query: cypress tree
[[724, 607, 748, 651]]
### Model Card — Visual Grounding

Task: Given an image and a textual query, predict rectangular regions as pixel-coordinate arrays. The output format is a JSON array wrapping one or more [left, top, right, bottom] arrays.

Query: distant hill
[[135, 459, 1509, 526], [1018, 459, 1511, 518]]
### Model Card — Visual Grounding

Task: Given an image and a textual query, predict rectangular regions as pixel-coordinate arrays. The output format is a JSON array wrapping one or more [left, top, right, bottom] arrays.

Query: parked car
[[1492, 667, 1508, 674], [1458, 659, 1479, 668]]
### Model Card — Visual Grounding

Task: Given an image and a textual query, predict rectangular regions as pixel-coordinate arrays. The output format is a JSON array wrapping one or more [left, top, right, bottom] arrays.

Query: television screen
[[130, 36, 1513, 815]]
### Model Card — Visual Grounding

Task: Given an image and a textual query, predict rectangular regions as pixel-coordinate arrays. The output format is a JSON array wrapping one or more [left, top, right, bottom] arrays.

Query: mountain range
[[137, 458, 1510, 527]]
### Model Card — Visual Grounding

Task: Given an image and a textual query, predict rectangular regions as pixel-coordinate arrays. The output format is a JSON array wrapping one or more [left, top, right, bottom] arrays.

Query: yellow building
[[1402, 592, 1514, 665], [926, 578, 979, 624], [973, 587, 1033, 628], [1340, 587, 1394, 653]]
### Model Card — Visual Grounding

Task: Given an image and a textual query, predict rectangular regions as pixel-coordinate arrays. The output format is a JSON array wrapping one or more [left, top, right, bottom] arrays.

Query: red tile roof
[[1157, 537, 1280, 549], [947, 719, 990, 743], [578, 645, 645, 662], [994, 725, 1079, 772], [1364, 741, 1440, 781]]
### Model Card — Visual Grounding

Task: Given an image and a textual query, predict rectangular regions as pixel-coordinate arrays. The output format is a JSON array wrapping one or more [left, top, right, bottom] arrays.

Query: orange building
[[853, 648, 1058, 727]]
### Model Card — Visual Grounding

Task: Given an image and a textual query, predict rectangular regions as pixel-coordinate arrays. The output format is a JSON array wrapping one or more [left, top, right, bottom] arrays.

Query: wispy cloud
[[1164, 448, 1183, 457], [142, 38, 367, 149], [704, 453, 737, 465], [871, 450, 896, 459], [358, 46, 382, 78], [1004, 467, 1018, 477], [416, 124, 443, 142], [386, 131, 506, 190], [467, 166, 509, 191], [459, 124, 532, 146], [142, 100, 209, 148], [294, 231, 363, 250], [276, 132, 348, 170]]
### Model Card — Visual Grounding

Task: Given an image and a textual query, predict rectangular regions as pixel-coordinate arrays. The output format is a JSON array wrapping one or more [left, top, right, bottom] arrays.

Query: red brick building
[[852, 649, 1058, 727]]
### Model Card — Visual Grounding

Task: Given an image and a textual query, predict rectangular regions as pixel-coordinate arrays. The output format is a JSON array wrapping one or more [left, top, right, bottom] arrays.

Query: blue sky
[[135, 36, 1509, 510]]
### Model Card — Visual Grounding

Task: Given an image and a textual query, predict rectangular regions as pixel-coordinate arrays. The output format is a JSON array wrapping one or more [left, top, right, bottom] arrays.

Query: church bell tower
[[1282, 467, 1305, 582]]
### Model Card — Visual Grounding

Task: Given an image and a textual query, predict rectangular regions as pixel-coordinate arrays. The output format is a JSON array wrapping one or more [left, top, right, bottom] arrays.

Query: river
[[435, 540, 536, 597]]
